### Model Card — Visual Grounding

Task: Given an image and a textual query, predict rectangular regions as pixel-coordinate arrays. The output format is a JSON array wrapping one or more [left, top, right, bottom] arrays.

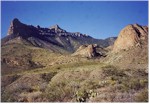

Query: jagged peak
[[7, 18, 22, 35], [12, 18, 20, 22], [50, 24, 61, 30], [49, 24, 67, 33], [11, 18, 21, 25]]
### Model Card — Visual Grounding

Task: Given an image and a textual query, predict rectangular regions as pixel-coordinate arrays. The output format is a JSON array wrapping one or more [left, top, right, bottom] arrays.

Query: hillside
[[1, 18, 116, 75], [1, 20, 148, 102]]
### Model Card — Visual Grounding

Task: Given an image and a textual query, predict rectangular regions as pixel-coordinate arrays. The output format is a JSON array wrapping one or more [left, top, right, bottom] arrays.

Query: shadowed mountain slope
[[2, 18, 116, 53]]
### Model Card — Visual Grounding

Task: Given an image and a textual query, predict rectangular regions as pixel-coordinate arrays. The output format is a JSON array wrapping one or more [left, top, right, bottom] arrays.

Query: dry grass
[[1, 42, 148, 102]]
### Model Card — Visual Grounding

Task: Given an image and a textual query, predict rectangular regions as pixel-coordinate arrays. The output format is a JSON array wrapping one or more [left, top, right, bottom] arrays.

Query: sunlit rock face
[[113, 24, 148, 53]]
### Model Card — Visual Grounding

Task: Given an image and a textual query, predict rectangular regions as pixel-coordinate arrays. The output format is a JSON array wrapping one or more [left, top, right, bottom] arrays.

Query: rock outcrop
[[72, 44, 100, 58], [113, 24, 148, 53], [7, 18, 20, 35], [105, 24, 148, 69], [49, 24, 66, 33]]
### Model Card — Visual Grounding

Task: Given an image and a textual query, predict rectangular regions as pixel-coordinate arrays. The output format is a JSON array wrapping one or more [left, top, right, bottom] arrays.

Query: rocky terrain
[[104, 24, 148, 70], [1, 19, 148, 102]]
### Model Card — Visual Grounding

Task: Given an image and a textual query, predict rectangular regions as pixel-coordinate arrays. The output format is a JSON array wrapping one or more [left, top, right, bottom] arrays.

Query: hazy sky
[[1, 1, 148, 39]]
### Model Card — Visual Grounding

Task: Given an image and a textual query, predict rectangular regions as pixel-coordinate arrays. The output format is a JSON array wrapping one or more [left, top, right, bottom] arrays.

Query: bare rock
[[72, 44, 99, 58], [7, 18, 21, 35], [113, 24, 148, 53]]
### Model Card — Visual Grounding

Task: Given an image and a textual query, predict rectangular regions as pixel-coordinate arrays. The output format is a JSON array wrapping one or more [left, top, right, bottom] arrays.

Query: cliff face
[[7, 18, 39, 38], [113, 24, 148, 53]]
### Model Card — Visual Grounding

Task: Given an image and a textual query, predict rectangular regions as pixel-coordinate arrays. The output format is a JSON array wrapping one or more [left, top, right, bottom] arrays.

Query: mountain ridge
[[2, 18, 117, 53]]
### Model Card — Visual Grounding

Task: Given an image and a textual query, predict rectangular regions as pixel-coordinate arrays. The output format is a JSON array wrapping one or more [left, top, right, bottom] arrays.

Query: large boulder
[[72, 44, 100, 58], [113, 24, 148, 53]]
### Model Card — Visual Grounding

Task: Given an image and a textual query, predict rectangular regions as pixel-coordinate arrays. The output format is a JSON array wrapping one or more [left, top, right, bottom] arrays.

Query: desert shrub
[[101, 65, 127, 88], [109, 80, 117, 86], [81, 80, 100, 89], [128, 79, 141, 90], [44, 81, 74, 102], [75, 89, 89, 102], [117, 77, 148, 93], [41, 72, 57, 82], [131, 69, 148, 77], [139, 79, 148, 88], [102, 65, 126, 78], [101, 66, 148, 94], [32, 86, 40, 92], [1, 92, 16, 102], [134, 88, 148, 102]]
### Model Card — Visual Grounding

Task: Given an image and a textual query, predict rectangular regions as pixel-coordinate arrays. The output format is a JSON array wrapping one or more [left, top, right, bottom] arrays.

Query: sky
[[1, 1, 148, 39]]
